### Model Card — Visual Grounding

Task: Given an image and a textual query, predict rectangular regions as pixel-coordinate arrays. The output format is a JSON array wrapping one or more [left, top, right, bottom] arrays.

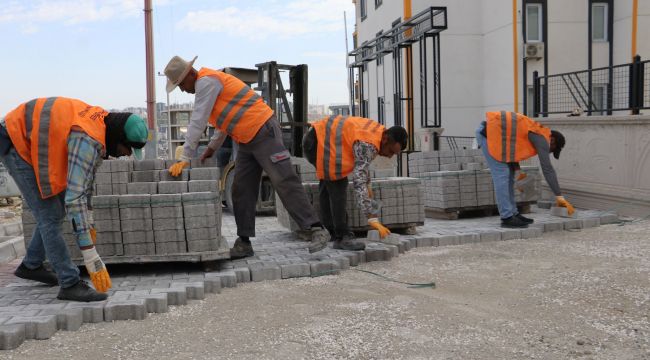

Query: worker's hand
[[367, 185, 374, 199], [89, 228, 97, 245], [368, 218, 391, 238], [168, 161, 189, 177], [555, 196, 575, 216], [81, 247, 111, 293], [200, 148, 216, 164]]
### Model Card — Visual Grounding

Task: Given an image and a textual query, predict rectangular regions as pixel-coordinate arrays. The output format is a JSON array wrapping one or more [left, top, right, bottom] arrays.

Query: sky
[[0, 0, 356, 115]]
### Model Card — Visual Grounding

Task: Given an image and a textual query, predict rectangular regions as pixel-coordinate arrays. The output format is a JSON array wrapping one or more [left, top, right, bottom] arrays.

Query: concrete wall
[[538, 115, 650, 217]]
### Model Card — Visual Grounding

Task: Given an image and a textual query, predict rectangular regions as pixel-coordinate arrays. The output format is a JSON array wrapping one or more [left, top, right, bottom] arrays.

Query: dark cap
[[551, 130, 565, 159]]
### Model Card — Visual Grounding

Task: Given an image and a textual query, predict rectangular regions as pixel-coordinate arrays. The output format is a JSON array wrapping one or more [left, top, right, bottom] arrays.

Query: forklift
[[217, 62, 309, 215]]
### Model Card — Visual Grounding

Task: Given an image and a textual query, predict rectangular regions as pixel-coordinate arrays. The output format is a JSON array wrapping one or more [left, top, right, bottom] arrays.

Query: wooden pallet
[[425, 202, 535, 220], [71, 249, 231, 266]]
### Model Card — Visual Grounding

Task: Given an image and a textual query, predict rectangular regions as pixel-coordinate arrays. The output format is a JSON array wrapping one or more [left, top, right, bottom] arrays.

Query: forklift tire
[[221, 162, 276, 215]]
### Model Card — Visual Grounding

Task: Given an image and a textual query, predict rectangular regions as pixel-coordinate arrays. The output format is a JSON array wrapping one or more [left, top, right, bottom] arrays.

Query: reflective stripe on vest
[[498, 111, 519, 163], [24, 99, 37, 139], [35, 97, 58, 197], [226, 92, 263, 134]]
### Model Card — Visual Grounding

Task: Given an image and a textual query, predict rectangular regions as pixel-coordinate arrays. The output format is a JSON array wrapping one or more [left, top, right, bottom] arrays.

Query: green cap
[[124, 114, 148, 160]]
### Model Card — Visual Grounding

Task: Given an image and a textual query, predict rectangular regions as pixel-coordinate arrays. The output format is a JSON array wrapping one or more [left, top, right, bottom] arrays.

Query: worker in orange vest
[[164, 55, 329, 259], [0, 97, 148, 301], [476, 111, 574, 228], [303, 116, 407, 250]]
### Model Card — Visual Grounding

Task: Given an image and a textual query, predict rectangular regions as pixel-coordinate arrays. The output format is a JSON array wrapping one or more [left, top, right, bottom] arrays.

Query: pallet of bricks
[[408, 149, 541, 219], [21, 158, 229, 264], [278, 158, 424, 234]]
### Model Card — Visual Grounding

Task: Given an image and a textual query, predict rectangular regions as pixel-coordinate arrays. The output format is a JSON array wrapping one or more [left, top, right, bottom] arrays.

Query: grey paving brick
[[581, 218, 600, 228], [542, 222, 565, 232], [5, 315, 57, 340], [563, 219, 583, 230], [37, 308, 83, 331], [550, 206, 576, 218], [151, 206, 184, 219], [0, 324, 25, 350], [280, 263, 310, 278], [309, 260, 340, 277], [479, 231, 502, 242], [172, 282, 205, 300], [331, 256, 350, 270], [119, 194, 151, 207], [521, 227, 543, 238], [94, 219, 121, 232], [499, 229, 523, 240], [120, 207, 152, 221], [233, 267, 251, 283], [185, 227, 218, 240], [183, 204, 217, 218], [154, 240, 186, 254], [152, 218, 185, 231], [123, 242, 156, 255], [250, 264, 282, 282], [64, 302, 106, 323], [149, 288, 188, 306], [202, 278, 222, 294], [111, 184, 127, 195], [187, 239, 215, 252], [181, 191, 218, 203], [599, 213, 619, 224], [127, 182, 158, 195], [416, 237, 433, 247], [189, 167, 220, 181], [130, 293, 168, 313], [104, 299, 147, 321], [133, 159, 165, 171], [188, 180, 219, 193], [158, 181, 189, 194], [159, 169, 189, 181], [150, 194, 182, 207], [110, 160, 133, 172], [122, 230, 154, 244], [458, 233, 480, 244]]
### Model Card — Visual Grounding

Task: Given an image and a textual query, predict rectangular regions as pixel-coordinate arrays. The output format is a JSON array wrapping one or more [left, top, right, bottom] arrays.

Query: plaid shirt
[[352, 141, 379, 216], [66, 131, 103, 249]]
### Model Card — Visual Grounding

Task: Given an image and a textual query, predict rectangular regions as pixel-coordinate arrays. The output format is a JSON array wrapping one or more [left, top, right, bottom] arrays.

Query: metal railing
[[533, 55, 649, 116], [438, 136, 475, 151]]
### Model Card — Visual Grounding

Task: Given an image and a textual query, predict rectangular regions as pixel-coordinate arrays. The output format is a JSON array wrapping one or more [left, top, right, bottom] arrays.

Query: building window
[[592, 3, 608, 41], [391, 18, 401, 45], [377, 97, 385, 124], [526, 4, 543, 43], [375, 0, 382, 9], [360, 0, 367, 21]]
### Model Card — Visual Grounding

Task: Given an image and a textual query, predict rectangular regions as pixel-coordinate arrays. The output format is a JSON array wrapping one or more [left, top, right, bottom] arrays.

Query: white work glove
[[81, 247, 112, 293]]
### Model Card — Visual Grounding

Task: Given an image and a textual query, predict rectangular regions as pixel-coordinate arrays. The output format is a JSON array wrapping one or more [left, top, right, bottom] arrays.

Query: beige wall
[[538, 115, 650, 217]]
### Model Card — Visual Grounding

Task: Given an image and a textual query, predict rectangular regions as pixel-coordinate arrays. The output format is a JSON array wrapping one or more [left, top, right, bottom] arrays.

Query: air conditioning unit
[[524, 43, 544, 60]]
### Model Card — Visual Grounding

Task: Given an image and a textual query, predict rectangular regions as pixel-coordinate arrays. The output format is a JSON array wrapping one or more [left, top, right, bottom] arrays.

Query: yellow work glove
[[81, 247, 111, 293], [89, 228, 97, 245], [168, 161, 189, 177], [368, 218, 391, 238], [367, 185, 373, 199], [556, 196, 575, 216]]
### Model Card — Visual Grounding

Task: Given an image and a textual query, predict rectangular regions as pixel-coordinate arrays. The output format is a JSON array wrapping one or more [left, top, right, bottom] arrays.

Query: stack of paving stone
[[21, 159, 227, 262], [276, 177, 424, 231], [290, 157, 396, 182], [408, 150, 541, 212]]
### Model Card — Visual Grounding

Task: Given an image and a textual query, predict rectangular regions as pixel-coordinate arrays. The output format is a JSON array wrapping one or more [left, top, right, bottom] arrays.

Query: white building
[[350, 0, 649, 143]]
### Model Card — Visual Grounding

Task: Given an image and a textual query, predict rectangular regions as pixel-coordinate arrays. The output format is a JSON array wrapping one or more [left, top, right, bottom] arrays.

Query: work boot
[[230, 237, 255, 259], [501, 215, 529, 228], [516, 213, 534, 224], [308, 227, 329, 253], [57, 280, 108, 302], [14, 263, 58, 286], [333, 234, 366, 251]]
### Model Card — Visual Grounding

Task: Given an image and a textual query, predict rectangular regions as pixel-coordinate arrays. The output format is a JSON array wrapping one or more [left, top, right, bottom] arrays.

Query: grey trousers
[[232, 116, 320, 237]]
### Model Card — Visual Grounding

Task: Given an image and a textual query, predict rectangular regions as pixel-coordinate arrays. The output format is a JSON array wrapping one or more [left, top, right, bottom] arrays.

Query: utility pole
[[144, 0, 156, 157]]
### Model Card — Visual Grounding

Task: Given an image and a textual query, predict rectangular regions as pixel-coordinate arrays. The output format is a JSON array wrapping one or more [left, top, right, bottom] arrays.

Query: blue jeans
[[475, 124, 518, 219], [0, 147, 80, 287]]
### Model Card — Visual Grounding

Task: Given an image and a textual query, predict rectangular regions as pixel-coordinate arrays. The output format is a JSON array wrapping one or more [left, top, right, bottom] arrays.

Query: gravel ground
[[4, 221, 650, 360]]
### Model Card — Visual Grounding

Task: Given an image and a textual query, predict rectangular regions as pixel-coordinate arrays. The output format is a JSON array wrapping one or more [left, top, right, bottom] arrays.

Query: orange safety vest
[[197, 68, 273, 144], [312, 116, 385, 181], [486, 111, 551, 163], [4, 97, 107, 199]]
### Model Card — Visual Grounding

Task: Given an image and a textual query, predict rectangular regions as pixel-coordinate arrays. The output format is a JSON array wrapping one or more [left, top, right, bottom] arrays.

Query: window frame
[[591, 3, 608, 42], [525, 3, 543, 43], [375, 0, 382, 9], [360, 0, 367, 21]]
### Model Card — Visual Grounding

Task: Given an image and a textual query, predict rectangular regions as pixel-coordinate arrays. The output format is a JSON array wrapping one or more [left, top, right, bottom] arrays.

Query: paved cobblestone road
[[2, 207, 646, 358]]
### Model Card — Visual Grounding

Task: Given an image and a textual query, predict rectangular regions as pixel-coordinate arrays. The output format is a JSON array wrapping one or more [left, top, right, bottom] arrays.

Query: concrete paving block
[[456, 233, 480, 244], [149, 288, 188, 306], [183, 204, 217, 218], [437, 235, 459, 246], [111, 171, 130, 184], [172, 282, 205, 300], [499, 229, 522, 240], [133, 159, 165, 171], [189, 167, 220, 181], [280, 263, 311, 278], [309, 260, 339, 277], [181, 191, 219, 204], [203, 278, 222, 294], [95, 241, 124, 256], [119, 194, 151, 208], [341, 252, 360, 267], [581, 218, 600, 228], [158, 181, 189, 194], [250, 264, 282, 282], [416, 237, 433, 247], [550, 206, 576, 218], [94, 184, 113, 195], [97, 161, 111, 173], [119, 207, 152, 221], [188, 180, 219, 193], [521, 227, 543, 239], [37, 308, 83, 331], [94, 173, 112, 184], [0, 324, 25, 350], [563, 219, 583, 230], [123, 242, 156, 255], [233, 267, 251, 283], [5, 315, 57, 340], [110, 160, 133, 172], [127, 182, 158, 195], [151, 206, 184, 219], [332, 256, 351, 270], [154, 241, 186, 254], [185, 227, 218, 240], [542, 222, 565, 232], [63, 302, 106, 323], [537, 200, 553, 209], [131, 170, 160, 183], [111, 184, 127, 196], [120, 219, 153, 232], [480, 231, 502, 242], [364, 246, 387, 262], [599, 213, 619, 224], [130, 293, 168, 314], [150, 194, 182, 207], [190, 157, 218, 168], [205, 270, 237, 288], [159, 169, 189, 182], [94, 219, 121, 232], [104, 299, 147, 321], [152, 217, 185, 231]]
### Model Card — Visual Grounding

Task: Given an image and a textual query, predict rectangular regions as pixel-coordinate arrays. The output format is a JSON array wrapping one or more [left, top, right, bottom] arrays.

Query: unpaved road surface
[[5, 222, 650, 359]]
